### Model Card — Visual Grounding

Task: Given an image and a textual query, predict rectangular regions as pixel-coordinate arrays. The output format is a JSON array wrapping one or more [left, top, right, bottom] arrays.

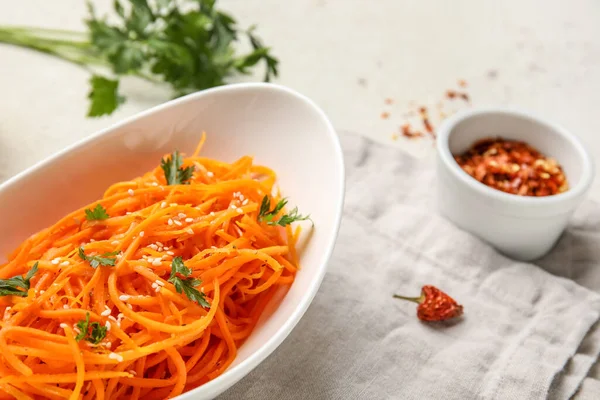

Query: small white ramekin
[[436, 108, 594, 261]]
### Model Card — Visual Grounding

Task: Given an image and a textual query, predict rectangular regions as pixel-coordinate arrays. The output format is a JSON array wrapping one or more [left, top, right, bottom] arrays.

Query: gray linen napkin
[[219, 133, 600, 400]]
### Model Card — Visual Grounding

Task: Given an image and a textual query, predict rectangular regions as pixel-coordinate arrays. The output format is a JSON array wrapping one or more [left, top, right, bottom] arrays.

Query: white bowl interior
[[447, 112, 585, 187], [0, 84, 344, 399]]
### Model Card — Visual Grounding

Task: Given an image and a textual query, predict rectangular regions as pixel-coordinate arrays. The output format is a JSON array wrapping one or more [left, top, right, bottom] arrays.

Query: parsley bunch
[[0, 0, 278, 117]]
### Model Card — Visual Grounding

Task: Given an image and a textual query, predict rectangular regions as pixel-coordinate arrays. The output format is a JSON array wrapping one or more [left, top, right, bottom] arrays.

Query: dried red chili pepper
[[394, 285, 464, 322], [454, 137, 568, 196]]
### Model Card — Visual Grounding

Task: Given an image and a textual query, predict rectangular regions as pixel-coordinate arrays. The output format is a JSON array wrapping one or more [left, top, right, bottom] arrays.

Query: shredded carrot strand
[[0, 137, 303, 399]]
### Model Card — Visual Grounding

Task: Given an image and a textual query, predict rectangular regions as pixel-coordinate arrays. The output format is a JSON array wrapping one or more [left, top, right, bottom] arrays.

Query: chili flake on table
[[454, 138, 569, 196]]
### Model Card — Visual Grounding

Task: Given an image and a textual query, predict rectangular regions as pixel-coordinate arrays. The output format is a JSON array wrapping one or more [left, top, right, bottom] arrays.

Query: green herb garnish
[[78, 248, 120, 268], [161, 150, 194, 185], [0, 0, 278, 117], [75, 312, 107, 344], [258, 196, 312, 227], [0, 262, 38, 297], [85, 204, 110, 221], [168, 257, 209, 308]]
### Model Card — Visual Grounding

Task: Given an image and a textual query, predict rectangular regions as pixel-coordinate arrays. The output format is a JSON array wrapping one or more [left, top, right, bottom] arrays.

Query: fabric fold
[[219, 134, 600, 400]]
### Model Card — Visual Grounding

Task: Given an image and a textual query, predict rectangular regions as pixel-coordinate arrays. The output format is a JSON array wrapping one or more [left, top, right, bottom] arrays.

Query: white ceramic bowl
[[436, 108, 593, 261], [0, 83, 345, 399]]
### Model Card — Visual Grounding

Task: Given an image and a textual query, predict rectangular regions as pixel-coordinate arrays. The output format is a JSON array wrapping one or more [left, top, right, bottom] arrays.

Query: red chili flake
[[458, 79, 468, 87], [454, 137, 569, 196], [447, 90, 470, 103], [418, 107, 435, 138], [400, 124, 423, 139], [381, 111, 390, 119], [384, 98, 394, 105], [394, 285, 464, 322]]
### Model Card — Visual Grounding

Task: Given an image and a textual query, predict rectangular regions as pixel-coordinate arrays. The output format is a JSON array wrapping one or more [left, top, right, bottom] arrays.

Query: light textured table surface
[[1, 1, 600, 398]]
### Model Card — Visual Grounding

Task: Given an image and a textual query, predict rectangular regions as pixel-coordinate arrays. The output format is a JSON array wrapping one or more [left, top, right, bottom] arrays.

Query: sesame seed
[[111, 240, 120, 245], [158, 247, 164, 252], [156, 242, 164, 246], [73, 326, 81, 334], [39, 290, 45, 294], [210, 212, 215, 216], [151, 283, 158, 290], [104, 342, 112, 349], [166, 251, 174, 256], [242, 199, 249, 206], [129, 370, 137, 376], [128, 189, 135, 196], [207, 171, 214, 177], [59, 323, 68, 329], [152, 182, 158, 186], [60, 261, 70, 267], [239, 194, 245, 201], [161, 255, 167, 260], [108, 315, 118, 322], [117, 313, 124, 320], [126, 212, 132, 215], [147, 257, 155, 263], [230, 204, 237, 209], [236, 208, 243, 214], [51, 258, 60, 265], [119, 295, 131, 302], [148, 244, 158, 250], [101, 309, 111, 317], [116, 254, 123, 260], [155, 287, 161, 293], [89, 239, 95, 242], [139, 231, 145, 237], [211, 246, 217, 249], [168, 219, 174, 226], [105, 321, 111, 331], [63, 304, 69, 309], [185, 218, 193, 223], [186, 228, 194, 235], [127, 304, 133, 310], [170, 203, 178, 207], [174, 220, 182, 226], [155, 280, 165, 287], [152, 259, 162, 267], [178, 213, 186, 219], [161, 201, 167, 208], [108, 352, 124, 362]]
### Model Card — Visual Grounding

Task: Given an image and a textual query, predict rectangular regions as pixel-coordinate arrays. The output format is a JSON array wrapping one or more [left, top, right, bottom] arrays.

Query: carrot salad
[[0, 135, 308, 400]]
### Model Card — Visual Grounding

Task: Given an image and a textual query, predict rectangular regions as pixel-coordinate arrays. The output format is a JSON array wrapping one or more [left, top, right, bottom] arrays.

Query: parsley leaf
[[161, 150, 194, 185], [0, 262, 38, 297], [168, 257, 209, 308], [0, 1, 279, 117], [75, 312, 107, 344], [85, 204, 110, 221], [258, 196, 312, 227], [87, 75, 125, 117], [78, 248, 120, 268]]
